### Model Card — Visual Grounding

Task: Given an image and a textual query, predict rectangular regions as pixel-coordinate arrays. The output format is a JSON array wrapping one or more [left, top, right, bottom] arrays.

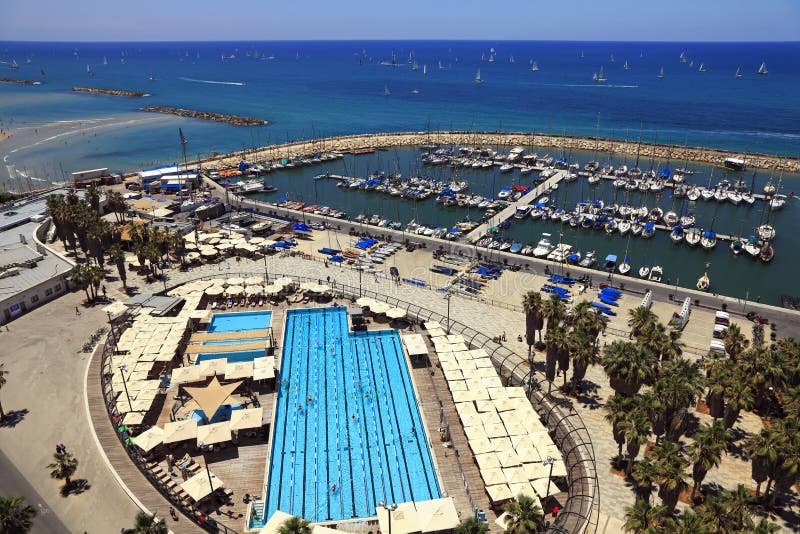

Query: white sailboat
[[86, 64, 93, 76], [610, 53, 615, 63], [580, 50, 585, 59], [679, 51, 687, 63], [593, 66, 607, 83], [735, 66, 743, 78], [438, 60, 444, 70], [423, 64, 427, 75], [383, 84, 391, 96], [657, 66, 665, 79], [623, 60, 630, 70], [102, 56, 108, 66], [530, 60, 539, 72], [411, 61, 418, 71], [509, 55, 515, 64], [698, 62, 707, 72], [10, 59, 18, 69], [758, 61, 768, 75], [474, 69, 484, 84]]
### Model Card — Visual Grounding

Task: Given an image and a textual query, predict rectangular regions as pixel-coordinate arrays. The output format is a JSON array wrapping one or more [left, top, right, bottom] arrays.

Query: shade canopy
[[180, 471, 225, 502], [386, 307, 407, 320], [163, 418, 198, 443], [226, 285, 244, 295], [197, 421, 232, 445], [132, 426, 164, 452], [226, 277, 244, 286], [184, 376, 242, 423], [486, 483, 513, 503], [229, 407, 264, 431], [369, 301, 390, 314]]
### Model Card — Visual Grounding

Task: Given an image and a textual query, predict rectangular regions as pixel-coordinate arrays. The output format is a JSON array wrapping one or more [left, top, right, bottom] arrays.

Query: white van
[[709, 340, 727, 356], [712, 324, 728, 339], [715, 311, 730, 326]]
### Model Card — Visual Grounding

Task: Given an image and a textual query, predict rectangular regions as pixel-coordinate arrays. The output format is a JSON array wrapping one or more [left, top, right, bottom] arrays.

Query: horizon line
[[1, 38, 799, 44]]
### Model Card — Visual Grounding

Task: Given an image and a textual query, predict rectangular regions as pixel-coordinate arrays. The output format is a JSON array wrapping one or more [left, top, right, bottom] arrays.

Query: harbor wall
[[192, 130, 800, 174]]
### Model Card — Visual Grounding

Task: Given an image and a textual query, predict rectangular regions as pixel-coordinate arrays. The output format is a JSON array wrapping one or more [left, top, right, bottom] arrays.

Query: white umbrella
[[186, 251, 201, 262], [314, 284, 331, 293], [200, 248, 217, 257], [205, 285, 225, 296], [245, 276, 263, 286], [226, 285, 244, 295], [226, 277, 244, 286], [249, 237, 264, 245], [132, 426, 164, 453], [273, 277, 295, 287], [263, 285, 282, 295], [356, 297, 376, 307], [245, 285, 263, 295], [300, 282, 318, 292], [370, 302, 390, 314], [386, 307, 407, 320]]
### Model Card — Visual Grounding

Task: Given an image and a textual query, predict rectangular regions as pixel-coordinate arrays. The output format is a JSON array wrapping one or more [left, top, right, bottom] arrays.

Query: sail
[[758, 61, 768, 75]]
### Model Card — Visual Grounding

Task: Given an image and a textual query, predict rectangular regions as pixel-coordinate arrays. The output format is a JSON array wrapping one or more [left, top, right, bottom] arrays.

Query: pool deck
[[190, 329, 272, 342], [184, 340, 272, 354]]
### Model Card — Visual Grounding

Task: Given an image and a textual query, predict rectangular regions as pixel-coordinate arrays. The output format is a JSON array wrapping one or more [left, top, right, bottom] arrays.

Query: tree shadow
[[575, 380, 603, 410], [0, 408, 29, 428], [727, 427, 749, 459], [60, 479, 91, 497]]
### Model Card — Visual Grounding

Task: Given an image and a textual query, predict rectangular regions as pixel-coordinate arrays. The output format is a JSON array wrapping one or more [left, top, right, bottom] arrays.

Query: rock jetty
[[200, 131, 800, 173], [140, 106, 267, 126], [72, 87, 150, 97], [1, 77, 41, 86]]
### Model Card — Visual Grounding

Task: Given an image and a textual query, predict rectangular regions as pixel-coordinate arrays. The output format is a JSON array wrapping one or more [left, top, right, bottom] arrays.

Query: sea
[[1, 40, 799, 305]]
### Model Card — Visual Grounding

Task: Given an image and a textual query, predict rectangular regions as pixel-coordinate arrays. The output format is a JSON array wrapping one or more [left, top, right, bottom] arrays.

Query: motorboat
[[670, 225, 685, 244], [605, 220, 617, 234], [687, 188, 701, 201], [757, 224, 776, 241], [700, 188, 715, 201], [499, 164, 514, 174], [727, 191, 742, 205], [631, 221, 644, 236], [769, 194, 786, 210], [603, 254, 617, 271], [514, 205, 533, 219], [566, 251, 581, 265], [759, 243, 774, 263], [679, 213, 696, 227], [743, 236, 761, 257], [547, 244, 572, 262], [618, 257, 631, 275], [649, 266, 663, 283], [730, 237, 744, 255], [663, 211, 679, 227], [579, 251, 597, 268], [641, 221, 656, 239], [696, 272, 710, 291], [618, 220, 631, 236], [685, 228, 702, 246], [638, 265, 650, 278], [532, 234, 554, 258], [700, 230, 717, 250]]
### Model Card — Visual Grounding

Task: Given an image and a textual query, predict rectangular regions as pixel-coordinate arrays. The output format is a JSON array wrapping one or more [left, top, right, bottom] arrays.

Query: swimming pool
[[262, 307, 440, 523], [195, 350, 265, 364], [208, 311, 272, 332], [202, 337, 268, 346]]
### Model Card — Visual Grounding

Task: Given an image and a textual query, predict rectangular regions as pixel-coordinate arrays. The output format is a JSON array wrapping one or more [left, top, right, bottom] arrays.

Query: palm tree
[[719, 484, 755, 531], [169, 231, 187, 268], [0, 362, 7, 421], [659, 329, 684, 362], [110, 244, 128, 290], [122, 511, 168, 534], [278, 516, 311, 534], [769, 418, 800, 507], [455, 516, 488, 534], [571, 300, 606, 338], [522, 291, 545, 348], [605, 394, 633, 462], [695, 494, 730, 534], [623, 497, 665, 533], [650, 440, 688, 512], [704, 359, 731, 420], [628, 306, 656, 340], [666, 511, 707, 534], [745, 426, 781, 497], [638, 320, 669, 360], [502, 494, 544, 534], [569, 330, 600, 395], [542, 294, 566, 333], [632, 459, 659, 502], [723, 324, 749, 360], [69, 264, 91, 302], [0, 496, 37, 533], [544, 326, 568, 383], [602, 340, 657, 396], [47, 451, 78, 489], [619, 398, 653, 476], [688, 420, 731, 497], [721, 373, 754, 429], [751, 518, 781, 534], [652, 359, 705, 442]]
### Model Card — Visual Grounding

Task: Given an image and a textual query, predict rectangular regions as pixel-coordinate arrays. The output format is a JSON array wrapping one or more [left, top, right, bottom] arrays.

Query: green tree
[[723, 323, 749, 360], [745, 426, 781, 497], [694, 494, 730, 534], [688, 420, 731, 498], [47, 450, 78, 489], [650, 440, 688, 512], [721, 371, 754, 429], [619, 397, 653, 476], [0, 496, 37, 533], [652, 358, 705, 442], [110, 244, 128, 290], [569, 329, 600, 395], [522, 291, 545, 348], [502, 494, 544, 534], [122, 511, 168, 534], [752, 518, 781, 534], [605, 394, 631, 462], [455, 516, 488, 534], [623, 497, 665, 534], [665, 511, 707, 534], [278, 516, 311, 534], [602, 340, 657, 396], [544, 325, 568, 383], [719, 484, 755, 532], [627, 306, 656, 340], [542, 293, 566, 333], [632, 459, 658, 503]]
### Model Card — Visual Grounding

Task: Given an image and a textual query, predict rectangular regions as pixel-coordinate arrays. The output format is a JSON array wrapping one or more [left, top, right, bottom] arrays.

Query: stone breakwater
[[198, 131, 800, 173], [73, 86, 150, 98], [140, 106, 267, 126], [0, 77, 41, 86]]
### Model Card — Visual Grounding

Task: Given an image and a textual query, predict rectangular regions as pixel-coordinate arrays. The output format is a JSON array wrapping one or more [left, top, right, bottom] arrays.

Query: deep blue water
[[1, 41, 799, 183]]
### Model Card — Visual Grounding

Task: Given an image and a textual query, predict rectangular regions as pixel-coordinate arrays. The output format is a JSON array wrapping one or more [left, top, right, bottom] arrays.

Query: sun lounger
[[211, 301, 218, 309]]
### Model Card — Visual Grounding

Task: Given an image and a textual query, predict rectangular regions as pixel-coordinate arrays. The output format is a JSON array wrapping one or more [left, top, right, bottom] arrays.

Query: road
[[0, 449, 68, 533]]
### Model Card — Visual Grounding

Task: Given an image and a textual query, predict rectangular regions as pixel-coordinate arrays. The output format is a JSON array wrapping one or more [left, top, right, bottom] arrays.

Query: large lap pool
[[208, 311, 272, 332], [263, 307, 440, 523]]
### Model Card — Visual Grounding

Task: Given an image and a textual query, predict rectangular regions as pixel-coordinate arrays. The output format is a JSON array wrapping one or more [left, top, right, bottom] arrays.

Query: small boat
[[618, 220, 631, 236], [724, 157, 746, 171], [685, 228, 702, 246], [670, 225, 685, 244], [663, 211, 678, 227], [623, 60, 630, 71], [578, 251, 597, 268], [532, 234, 554, 258], [758, 224, 776, 241], [758, 61, 768, 76], [383, 84, 391, 96], [698, 62, 707, 73], [604, 254, 617, 272], [474, 69, 484, 85], [769, 194, 786, 210], [735, 66, 743, 78], [531, 60, 539, 72], [700, 230, 717, 250], [638, 266, 650, 278], [593, 66, 607, 83], [649, 266, 663, 283], [730, 237, 744, 255], [696, 272, 710, 291], [759, 243, 774, 262], [657, 66, 665, 79], [618, 258, 631, 275], [743, 236, 761, 257], [641, 221, 656, 239], [763, 180, 776, 195]]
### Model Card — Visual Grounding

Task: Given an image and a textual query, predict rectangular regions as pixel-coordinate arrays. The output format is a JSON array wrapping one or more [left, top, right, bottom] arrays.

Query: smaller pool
[[203, 337, 268, 346], [208, 311, 272, 332], [195, 350, 265, 363]]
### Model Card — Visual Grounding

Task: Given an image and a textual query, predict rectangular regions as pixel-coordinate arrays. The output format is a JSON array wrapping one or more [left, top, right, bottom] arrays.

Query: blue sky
[[2, 0, 798, 41]]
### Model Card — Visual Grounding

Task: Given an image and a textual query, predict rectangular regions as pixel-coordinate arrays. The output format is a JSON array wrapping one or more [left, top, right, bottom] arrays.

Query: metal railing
[[152, 270, 599, 534]]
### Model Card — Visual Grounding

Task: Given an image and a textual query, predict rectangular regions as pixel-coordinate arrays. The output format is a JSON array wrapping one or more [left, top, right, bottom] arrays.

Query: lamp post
[[380, 502, 398, 534], [118, 364, 132, 412], [543, 455, 555, 498], [263, 252, 269, 283]]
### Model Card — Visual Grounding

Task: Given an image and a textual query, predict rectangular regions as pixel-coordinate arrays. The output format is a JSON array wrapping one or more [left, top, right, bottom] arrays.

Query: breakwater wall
[[73, 86, 150, 98], [140, 106, 267, 126], [1, 77, 41, 86], [197, 131, 800, 173]]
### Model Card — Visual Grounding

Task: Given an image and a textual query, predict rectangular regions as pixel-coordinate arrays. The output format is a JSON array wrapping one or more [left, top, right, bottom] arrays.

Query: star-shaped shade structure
[[184, 376, 242, 421]]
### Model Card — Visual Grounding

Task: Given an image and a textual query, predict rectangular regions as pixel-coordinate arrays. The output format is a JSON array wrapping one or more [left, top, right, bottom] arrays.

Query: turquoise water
[[208, 311, 272, 332], [263, 307, 440, 523], [195, 349, 265, 364]]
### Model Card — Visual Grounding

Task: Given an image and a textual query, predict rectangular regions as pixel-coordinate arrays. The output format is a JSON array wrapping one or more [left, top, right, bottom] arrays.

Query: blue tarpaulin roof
[[605, 254, 617, 262], [644, 221, 655, 231], [292, 223, 311, 232], [703, 231, 716, 238], [355, 238, 377, 249], [329, 255, 344, 263]]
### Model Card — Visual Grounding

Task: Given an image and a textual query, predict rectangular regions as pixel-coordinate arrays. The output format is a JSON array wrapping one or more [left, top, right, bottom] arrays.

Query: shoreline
[[189, 130, 800, 174]]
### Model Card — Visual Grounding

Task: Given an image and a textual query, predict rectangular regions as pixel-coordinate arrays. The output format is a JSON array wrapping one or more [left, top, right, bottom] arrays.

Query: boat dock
[[466, 170, 568, 242]]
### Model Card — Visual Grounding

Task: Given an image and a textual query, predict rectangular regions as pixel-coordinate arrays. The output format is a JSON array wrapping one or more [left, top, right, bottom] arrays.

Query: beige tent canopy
[[225, 361, 254, 380], [474, 452, 501, 471], [230, 407, 263, 431], [132, 425, 164, 453], [401, 334, 427, 356], [386, 307, 407, 320], [414, 498, 459, 533], [180, 471, 225, 502], [486, 483, 514, 504], [184, 376, 242, 421], [481, 467, 507, 486], [163, 419, 198, 443], [376, 502, 419, 534], [122, 411, 145, 425], [171, 365, 203, 385], [197, 421, 232, 446], [258, 510, 295, 534]]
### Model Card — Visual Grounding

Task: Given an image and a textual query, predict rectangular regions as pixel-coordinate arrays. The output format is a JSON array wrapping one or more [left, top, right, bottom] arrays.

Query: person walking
[[75, 306, 81, 315]]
